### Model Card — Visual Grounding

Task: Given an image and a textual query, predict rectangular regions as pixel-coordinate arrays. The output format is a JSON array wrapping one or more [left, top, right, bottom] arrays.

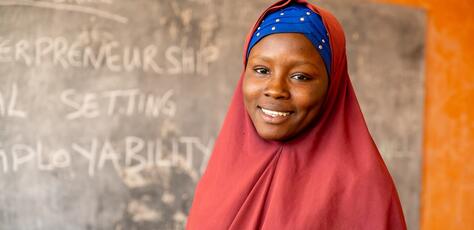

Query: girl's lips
[[257, 106, 293, 124]]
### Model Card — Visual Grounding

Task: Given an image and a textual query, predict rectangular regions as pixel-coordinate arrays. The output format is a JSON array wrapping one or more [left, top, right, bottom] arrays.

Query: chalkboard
[[0, 0, 425, 229]]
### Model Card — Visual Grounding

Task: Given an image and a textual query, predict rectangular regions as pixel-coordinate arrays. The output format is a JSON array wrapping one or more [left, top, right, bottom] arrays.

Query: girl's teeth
[[261, 108, 290, 117]]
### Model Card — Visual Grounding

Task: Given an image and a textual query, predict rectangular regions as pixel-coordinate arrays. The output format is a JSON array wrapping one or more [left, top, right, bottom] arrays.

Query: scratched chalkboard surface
[[0, 0, 424, 229]]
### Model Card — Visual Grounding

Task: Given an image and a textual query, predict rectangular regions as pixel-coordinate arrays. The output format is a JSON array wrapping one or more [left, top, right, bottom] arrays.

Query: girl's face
[[243, 33, 329, 141]]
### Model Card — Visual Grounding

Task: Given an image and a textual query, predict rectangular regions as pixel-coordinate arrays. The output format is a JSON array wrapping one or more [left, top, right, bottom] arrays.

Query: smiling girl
[[186, 0, 407, 229]]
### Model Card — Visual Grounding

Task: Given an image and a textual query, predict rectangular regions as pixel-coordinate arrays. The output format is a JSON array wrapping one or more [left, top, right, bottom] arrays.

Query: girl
[[187, 0, 407, 229]]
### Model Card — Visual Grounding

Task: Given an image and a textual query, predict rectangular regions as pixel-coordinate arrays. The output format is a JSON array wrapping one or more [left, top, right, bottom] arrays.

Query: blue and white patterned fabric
[[247, 3, 331, 76]]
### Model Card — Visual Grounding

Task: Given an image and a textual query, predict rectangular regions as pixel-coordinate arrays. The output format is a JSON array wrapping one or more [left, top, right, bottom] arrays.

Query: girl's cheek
[[243, 75, 259, 95]]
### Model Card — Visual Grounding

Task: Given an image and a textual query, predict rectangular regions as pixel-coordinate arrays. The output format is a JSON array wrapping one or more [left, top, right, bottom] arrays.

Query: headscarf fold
[[186, 0, 407, 229]]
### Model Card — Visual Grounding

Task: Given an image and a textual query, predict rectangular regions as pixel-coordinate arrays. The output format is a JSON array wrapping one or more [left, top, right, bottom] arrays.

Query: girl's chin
[[255, 126, 291, 141]]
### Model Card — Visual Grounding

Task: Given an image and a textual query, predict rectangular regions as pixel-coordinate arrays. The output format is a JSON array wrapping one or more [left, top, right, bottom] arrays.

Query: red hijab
[[186, 0, 407, 229]]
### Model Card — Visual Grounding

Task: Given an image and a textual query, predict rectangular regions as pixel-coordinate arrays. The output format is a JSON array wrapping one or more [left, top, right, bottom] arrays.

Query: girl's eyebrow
[[248, 55, 272, 63], [249, 55, 321, 70]]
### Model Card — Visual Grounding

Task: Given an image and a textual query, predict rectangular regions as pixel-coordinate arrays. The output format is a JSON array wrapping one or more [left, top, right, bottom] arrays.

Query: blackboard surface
[[0, 0, 425, 229]]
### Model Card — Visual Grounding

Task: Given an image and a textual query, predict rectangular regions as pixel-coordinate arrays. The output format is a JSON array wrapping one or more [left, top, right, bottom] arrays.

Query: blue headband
[[247, 3, 331, 76]]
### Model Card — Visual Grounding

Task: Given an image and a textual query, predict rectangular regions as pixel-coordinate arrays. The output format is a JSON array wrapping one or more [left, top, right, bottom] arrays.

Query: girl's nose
[[263, 74, 290, 100]]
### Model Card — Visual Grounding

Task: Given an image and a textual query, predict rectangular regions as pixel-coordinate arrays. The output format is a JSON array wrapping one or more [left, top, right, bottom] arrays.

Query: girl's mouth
[[257, 106, 293, 124]]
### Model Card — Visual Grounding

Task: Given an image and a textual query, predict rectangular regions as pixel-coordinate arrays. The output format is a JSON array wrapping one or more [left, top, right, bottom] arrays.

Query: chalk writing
[[0, 136, 214, 178], [0, 0, 127, 23], [0, 36, 219, 76], [0, 83, 27, 118], [60, 88, 176, 119]]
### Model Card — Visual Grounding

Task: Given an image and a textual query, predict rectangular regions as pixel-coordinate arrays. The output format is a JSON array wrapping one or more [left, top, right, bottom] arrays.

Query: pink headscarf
[[186, 0, 407, 229]]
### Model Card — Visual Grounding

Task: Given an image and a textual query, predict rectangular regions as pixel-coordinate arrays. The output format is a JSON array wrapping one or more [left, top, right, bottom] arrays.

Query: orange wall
[[373, 0, 474, 229]]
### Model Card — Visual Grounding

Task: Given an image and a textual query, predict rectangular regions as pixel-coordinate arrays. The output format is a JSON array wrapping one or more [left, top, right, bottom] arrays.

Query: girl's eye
[[291, 74, 311, 81], [254, 67, 270, 75]]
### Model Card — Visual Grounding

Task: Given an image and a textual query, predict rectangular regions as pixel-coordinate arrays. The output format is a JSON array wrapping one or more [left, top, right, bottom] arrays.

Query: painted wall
[[374, 0, 474, 229]]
